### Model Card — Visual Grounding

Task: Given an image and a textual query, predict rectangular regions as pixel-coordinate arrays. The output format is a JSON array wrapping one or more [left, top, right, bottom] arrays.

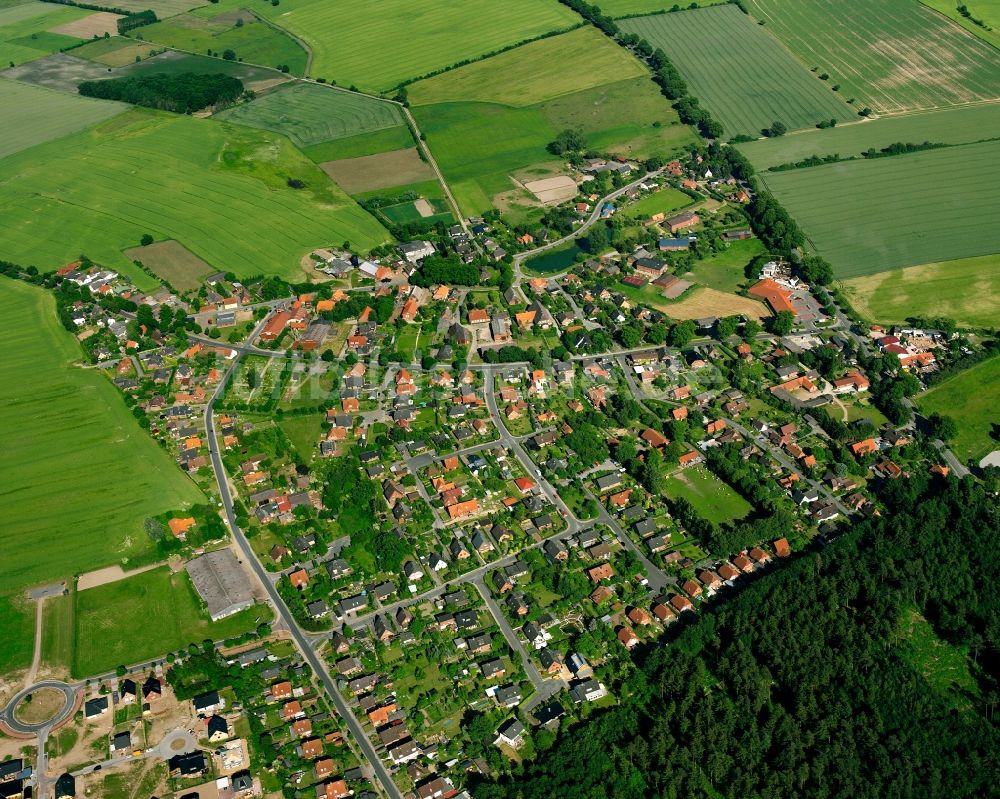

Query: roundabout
[[1, 680, 77, 735]]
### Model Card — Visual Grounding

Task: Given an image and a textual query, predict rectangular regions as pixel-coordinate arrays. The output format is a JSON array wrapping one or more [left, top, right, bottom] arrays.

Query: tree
[[765, 120, 787, 137], [547, 128, 586, 156], [585, 223, 610, 254], [716, 316, 739, 339], [669, 320, 696, 348], [222, 49, 236, 60], [140, 233, 154, 246], [771, 310, 795, 336], [743, 319, 762, 340], [798, 254, 834, 285], [926, 412, 958, 441]]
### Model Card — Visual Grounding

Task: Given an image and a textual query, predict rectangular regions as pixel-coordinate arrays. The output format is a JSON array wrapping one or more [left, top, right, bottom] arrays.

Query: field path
[[400, 104, 468, 232], [23, 598, 45, 689]]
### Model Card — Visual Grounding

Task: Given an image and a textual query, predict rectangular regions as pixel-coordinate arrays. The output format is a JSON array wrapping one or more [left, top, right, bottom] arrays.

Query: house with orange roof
[[678, 450, 701, 467], [514, 477, 536, 494], [288, 569, 309, 590], [401, 297, 419, 323], [316, 299, 335, 312], [617, 626, 639, 650], [774, 538, 791, 557], [748, 279, 796, 316], [641, 428, 668, 449], [608, 489, 632, 508], [587, 564, 615, 582], [850, 439, 878, 456], [168, 517, 196, 540], [671, 406, 688, 421], [448, 499, 479, 520], [433, 285, 450, 301], [342, 398, 359, 413], [468, 309, 489, 325], [832, 372, 870, 394], [243, 471, 268, 486]]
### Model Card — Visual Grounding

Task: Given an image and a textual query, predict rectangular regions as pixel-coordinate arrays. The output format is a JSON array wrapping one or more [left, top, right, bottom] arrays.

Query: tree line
[[78, 72, 245, 113]]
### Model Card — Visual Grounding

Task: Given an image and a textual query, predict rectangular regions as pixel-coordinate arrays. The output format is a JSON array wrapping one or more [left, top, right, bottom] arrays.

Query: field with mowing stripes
[[744, 0, 1000, 113], [0, 109, 389, 282], [0, 1, 91, 65], [0, 77, 124, 160], [760, 139, 1000, 277], [216, 82, 404, 148], [0, 278, 205, 596], [738, 103, 1000, 170], [620, 5, 854, 136]]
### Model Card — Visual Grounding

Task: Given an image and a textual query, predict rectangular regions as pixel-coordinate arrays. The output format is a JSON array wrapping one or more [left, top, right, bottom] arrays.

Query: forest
[[78, 73, 246, 113], [473, 475, 1000, 798]]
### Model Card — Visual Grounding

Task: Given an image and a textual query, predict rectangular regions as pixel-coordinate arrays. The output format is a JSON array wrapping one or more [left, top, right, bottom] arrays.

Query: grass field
[[125, 50, 290, 91], [40, 591, 74, 674], [663, 465, 752, 524], [252, 0, 580, 91], [302, 125, 416, 162], [0, 279, 205, 595], [622, 186, 694, 219], [0, 1, 91, 65], [760, 139, 1000, 277], [918, 356, 1000, 464], [842, 253, 1000, 329], [619, 5, 854, 137], [0, 592, 35, 675], [0, 77, 124, 161], [136, 9, 307, 75], [217, 82, 404, 148], [320, 148, 436, 194], [632, 284, 769, 320], [744, 0, 1000, 114], [70, 35, 158, 66], [278, 413, 324, 462], [921, 0, 1000, 49], [600, 0, 729, 15], [0, 109, 389, 282], [72, 566, 271, 676], [113, 0, 206, 16], [738, 103, 1000, 170], [685, 238, 764, 293], [123, 240, 213, 292]]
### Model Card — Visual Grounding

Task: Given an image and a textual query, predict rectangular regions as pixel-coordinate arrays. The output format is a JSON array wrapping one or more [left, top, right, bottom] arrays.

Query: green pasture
[[113, 0, 206, 17], [920, 0, 1000, 49], [686, 237, 764, 293], [217, 82, 403, 148], [918, 356, 1000, 464], [600, 0, 729, 15], [623, 187, 694, 219], [760, 139, 1000, 277], [842, 253, 1000, 329], [72, 566, 271, 677], [71, 35, 159, 66], [303, 124, 415, 162], [663, 465, 751, 524], [738, 103, 1000, 170], [743, 0, 1000, 114], [278, 413, 325, 462], [0, 77, 124, 161], [0, 279, 204, 595], [620, 5, 854, 137], [0, 109, 390, 282], [0, 592, 35, 675], [0, 1, 90, 65]]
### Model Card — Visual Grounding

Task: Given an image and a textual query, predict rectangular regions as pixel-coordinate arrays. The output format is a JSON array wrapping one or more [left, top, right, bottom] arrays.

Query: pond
[[524, 243, 584, 273]]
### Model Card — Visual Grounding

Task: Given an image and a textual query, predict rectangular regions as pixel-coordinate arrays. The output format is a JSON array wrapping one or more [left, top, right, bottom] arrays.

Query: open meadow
[[599, 0, 729, 15], [738, 103, 1000, 170], [921, 0, 1000, 49], [664, 466, 752, 524], [70, 35, 159, 66], [621, 186, 694, 220], [0, 279, 205, 598], [744, 0, 1000, 114], [302, 125, 416, 162], [918, 356, 1000, 464], [619, 5, 854, 137], [760, 139, 1000, 278], [216, 82, 404, 148], [685, 237, 764, 294], [0, 109, 389, 282], [0, 1, 91, 65], [842, 254, 1000, 329]]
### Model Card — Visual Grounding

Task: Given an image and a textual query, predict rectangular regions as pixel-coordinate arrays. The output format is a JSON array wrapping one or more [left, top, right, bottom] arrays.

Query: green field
[[72, 566, 271, 676], [136, 9, 307, 75], [921, 0, 1000, 49], [0, 1, 90, 65], [303, 125, 416, 162], [738, 104, 1000, 170], [0, 109, 389, 282], [842, 253, 1000, 329], [0, 592, 35, 675], [623, 186, 694, 219], [918, 356, 1000, 464], [686, 237, 765, 293], [217, 82, 404, 148], [744, 0, 1000, 114], [253, 0, 581, 91], [0, 77, 124, 161], [619, 5, 854, 137], [663, 465, 752, 524], [70, 36, 159, 66], [600, 0, 729, 15], [760, 139, 1000, 277], [124, 50, 289, 91], [0, 279, 205, 595]]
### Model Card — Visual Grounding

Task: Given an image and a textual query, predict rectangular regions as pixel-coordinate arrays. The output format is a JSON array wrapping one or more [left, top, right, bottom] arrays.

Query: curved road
[[0, 680, 77, 736]]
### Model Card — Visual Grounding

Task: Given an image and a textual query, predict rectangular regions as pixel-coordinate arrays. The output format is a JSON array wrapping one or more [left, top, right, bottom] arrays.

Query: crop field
[[123, 240, 213, 292], [0, 1, 91, 65], [1, 52, 113, 91], [71, 35, 159, 66], [0, 77, 124, 161], [48, 10, 121, 38], [921, 0, 1000, 49], [619, 6, 854, 137], [72, 566, 270, 676], [320, 147, 436, 195], [0, 110, 390, 282], [744, 0, 1000, 113], [0, 592, 35, 675], [760, 139, 1000, 277], [303, 125, 416, 163], [600, 0, 729, 15], [0, 279, 205, 595], [136, 10, 307, 75], [919, 356, 1000, 464], [842, 254, 1000, 329], [216, 82, 403, 148], [247, 0, 580, 91], [738, 103, 1000, 170], [664, 466, 752, 524]]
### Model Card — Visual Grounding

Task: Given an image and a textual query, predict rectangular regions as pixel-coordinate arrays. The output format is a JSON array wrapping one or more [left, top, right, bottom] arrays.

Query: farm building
[[186, 550, 255, 621]]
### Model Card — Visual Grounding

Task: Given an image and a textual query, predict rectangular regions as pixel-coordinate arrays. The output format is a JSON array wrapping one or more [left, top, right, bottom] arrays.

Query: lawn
[[623, 187, 694, 220], [663, 465, 752, 524], [918, 356, 1000, 465], [0, 279, 205, 594], [0, 109, 389, 283], [743, 0, 1000, 114], [278, 413, 325, 462], [252, 0, 580, 91], [0, 1, 91, 66], [760, 139, 1000, 277], [619, 5, 854, 137], [0, 77, 124, 161], [72, 566, 271, 677], [737, 103, 1000, 171], [685, 238, 765, 294], [216, 82, 404, 148], [841, 253, 1000, 329]]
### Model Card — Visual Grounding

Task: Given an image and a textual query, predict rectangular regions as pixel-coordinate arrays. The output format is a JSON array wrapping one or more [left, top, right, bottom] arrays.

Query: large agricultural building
[[186, 550, 255, 621]]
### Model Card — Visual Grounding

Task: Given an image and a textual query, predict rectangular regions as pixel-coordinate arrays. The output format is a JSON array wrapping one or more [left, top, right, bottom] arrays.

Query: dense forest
[[473, 475, 1000, 798], [78, 73, 245, 113]]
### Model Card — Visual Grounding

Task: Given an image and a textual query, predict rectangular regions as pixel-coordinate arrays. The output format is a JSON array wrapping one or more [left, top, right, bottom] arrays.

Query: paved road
[[0, 681, 77, 736]]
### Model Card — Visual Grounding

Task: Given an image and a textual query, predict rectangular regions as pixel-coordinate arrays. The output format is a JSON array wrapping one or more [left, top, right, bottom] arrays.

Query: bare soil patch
[[320, 147, 434, 194], [662, 278, 692, 299], [524, 175, 577, 204], [1, 53, 116, 93], [413, 198, 434, 218], [124, 239, 212, 292], [77, 562, 164, 592], [14, 687, 65, 725], [664, 287, 769, 321], [49, 11, 123, 39]]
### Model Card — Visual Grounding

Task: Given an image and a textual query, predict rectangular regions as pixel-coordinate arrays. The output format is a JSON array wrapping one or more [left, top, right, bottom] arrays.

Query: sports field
[[0, 77, 124, 161], [0, 279, 205, 595], [738, 103, 1000, 170], [255, 0, 580, 91], [216, 82, 404, 148], [664, 466, 752, 524], [0, 109, 389, 281], [744, 0, 1000, 113], [842, 254, 1000, 329], [71, 566, 271, 676], [0, 1, 90, 65], [619, 5, 854, 137], [760, 139, 1000, 277], [921, 0, 1000, 49], [918, 356, 1000, 464]]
